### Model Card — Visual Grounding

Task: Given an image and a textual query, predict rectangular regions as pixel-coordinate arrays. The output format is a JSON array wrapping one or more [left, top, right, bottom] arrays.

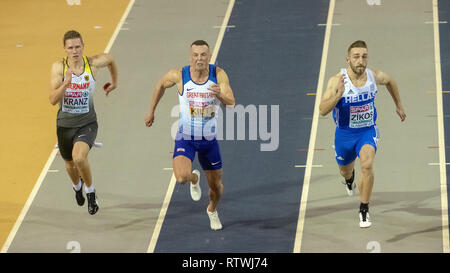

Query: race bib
[[62, 90, 90, 114], [349, 103, 374, 128], [189, 104, 215, 118]]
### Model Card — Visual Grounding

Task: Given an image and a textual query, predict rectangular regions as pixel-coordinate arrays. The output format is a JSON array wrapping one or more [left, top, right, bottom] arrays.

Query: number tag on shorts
[[349, 103, 374, 128]]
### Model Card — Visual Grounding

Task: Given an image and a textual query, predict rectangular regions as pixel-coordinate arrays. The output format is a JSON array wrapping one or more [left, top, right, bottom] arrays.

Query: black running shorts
[[56, 121, 98, 161]]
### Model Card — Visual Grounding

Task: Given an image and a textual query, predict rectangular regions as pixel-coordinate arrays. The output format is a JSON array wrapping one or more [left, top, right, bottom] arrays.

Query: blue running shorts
[[334, 126, 380, 166], [173, 133, 222, 170]]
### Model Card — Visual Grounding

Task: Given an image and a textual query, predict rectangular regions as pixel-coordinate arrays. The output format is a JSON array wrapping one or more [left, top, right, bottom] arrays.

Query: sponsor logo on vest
[[349, 103, 374, 128]]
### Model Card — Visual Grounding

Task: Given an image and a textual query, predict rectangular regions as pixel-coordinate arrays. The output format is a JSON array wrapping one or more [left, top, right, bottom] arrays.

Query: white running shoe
[[207, 208, 223, 230], [190, 170, 201, 201], [359, 211, 372, 229]]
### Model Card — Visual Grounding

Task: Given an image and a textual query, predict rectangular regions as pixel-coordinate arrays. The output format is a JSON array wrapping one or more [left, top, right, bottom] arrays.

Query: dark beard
[[350, 64, 366, 75]]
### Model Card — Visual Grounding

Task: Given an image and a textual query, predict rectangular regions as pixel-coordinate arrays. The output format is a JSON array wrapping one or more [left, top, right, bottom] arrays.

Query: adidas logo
[[348, 89, 354, 94], [373, 137, 379, 146]]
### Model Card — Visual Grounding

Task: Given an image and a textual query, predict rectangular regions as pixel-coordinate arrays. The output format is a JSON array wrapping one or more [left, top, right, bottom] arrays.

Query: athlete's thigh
[[72, 122, 98, 160], [197, 138, 222, 171], [356, 126, 379, 158], [334, 129, 358, 166], [72, 141, 91, 160], [204, 168, 223, 188], [57, 126, 77, 161], [172, 136, 196, 177], [358, 144, 375, 169], [339, 160, 355, 175], [75, 122, 98, 148], [173, 155, 193, 180]]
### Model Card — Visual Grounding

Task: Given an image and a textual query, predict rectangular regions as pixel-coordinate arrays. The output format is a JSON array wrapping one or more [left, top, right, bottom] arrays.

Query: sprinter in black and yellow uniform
[[49, 30, 118, 215]]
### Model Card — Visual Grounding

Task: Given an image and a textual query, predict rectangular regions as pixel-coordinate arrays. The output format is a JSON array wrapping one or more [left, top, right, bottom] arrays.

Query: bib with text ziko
[[349, 102, 374, 128]]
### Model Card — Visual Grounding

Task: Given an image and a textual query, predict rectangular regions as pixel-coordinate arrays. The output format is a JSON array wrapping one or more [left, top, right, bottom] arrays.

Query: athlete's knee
[[360, 160, 374, 175], [339, 168, 353, 179], [65, 160, 75, 168], [175, 173, 190, 184], [209, 181, 223, 195], [359, 147, 375, 172], [72, 154, 88, 167], [65, 161, 77, 173]]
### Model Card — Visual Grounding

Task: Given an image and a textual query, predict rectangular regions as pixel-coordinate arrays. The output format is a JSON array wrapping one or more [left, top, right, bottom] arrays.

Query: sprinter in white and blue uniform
[[145, 40, 236, 230], [177, 64, 219, 142], [333, 67, 380, 166], [319, 40, 406, 229]]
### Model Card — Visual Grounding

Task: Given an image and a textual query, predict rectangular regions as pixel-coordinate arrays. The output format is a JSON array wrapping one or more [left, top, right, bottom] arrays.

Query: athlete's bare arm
[[319, 73, 346, 116], [88, 54, 118, 96], [145, 69, 182, 127], [208, 68, 236, 106], [372, 69, 406, 121], [49, 61, 72, 105]]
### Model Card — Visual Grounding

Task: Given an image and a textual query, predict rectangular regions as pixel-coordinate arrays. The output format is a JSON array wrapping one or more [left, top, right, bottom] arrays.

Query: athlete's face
[[64, 38, 84, 62], [347, 47, 368, 76], [190, 45, 211, 71]]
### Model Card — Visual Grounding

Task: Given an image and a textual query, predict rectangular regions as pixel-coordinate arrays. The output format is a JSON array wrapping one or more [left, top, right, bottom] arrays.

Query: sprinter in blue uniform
[[145, 40, 235, 230], [319, 40, 406, 228]]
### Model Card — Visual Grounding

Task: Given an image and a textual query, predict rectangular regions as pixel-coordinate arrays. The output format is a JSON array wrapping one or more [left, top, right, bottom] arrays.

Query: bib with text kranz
[[332, 68, 378, 130], [178, 64, 218, 137], [62, 56, 95, 114]]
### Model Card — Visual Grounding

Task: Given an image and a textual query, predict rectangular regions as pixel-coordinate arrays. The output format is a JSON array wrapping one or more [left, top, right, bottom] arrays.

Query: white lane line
[[0, 149, 58, 253], [425, 21, 447, 24], [433, 0, 450, 253], [0, 0, 136, 253], [211, 0, 235, 64], [428, 90, 450, 94], [213, 25, 235, 29], [104, 0, 135, 54], [317, 23, 340, 26], [146, 0, 235, 253], [295, 165, 323, 168], [293, 0, 335, 253], [429, 163, 450, 166], [147, 173, 177, 253], [162, 168, 173, 171]]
